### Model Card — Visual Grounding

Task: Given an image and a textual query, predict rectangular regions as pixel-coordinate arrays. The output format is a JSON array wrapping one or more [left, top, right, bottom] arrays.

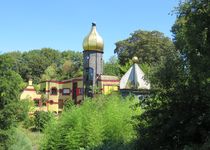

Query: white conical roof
[[120, 63, 150, 90]]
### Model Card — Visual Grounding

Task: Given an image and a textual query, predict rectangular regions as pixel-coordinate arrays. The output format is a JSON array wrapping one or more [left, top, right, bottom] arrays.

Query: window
[[62, 88, 70, 95], [51, 87, 57, 95]]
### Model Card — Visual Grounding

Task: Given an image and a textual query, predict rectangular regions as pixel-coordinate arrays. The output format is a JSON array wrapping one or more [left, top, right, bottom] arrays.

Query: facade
[[20, 23, 120, 113]]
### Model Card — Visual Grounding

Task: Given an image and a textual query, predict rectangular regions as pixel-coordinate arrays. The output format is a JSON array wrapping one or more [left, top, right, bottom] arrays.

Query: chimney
[[28, 79, 33, 86]]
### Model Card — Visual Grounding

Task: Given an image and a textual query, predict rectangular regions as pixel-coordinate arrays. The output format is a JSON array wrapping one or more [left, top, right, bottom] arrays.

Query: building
[[20, 23, 120, 113]]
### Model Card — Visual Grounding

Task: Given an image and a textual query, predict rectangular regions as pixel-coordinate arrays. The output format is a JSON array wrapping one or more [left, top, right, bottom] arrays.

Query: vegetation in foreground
[[0, 0, 209, 149], [41, 94, 141, 150]]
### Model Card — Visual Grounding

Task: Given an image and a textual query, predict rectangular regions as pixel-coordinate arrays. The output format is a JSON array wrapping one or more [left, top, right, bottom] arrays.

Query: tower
[[83, 23, 104, 97]]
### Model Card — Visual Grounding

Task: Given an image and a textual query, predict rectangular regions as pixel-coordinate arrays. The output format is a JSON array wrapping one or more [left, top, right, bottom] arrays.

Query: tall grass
[[41, 94, 141, 150]]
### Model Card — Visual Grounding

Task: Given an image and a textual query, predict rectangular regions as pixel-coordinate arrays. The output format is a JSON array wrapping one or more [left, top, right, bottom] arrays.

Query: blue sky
[[0, 0, 179, 61]]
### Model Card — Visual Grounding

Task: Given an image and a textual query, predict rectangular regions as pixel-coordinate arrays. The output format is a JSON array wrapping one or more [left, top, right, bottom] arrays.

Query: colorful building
[[20, 23, 120, 113]]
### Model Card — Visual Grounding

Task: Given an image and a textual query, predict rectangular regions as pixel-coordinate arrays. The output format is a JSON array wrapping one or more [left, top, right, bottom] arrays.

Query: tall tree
[[114, 30, 175, 66], [0, 55, 24, 149], [137, 0, 210, 149]]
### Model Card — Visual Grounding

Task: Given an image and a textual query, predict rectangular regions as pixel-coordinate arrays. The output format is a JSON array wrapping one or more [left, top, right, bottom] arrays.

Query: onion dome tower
[[83, 23, 104, 97]]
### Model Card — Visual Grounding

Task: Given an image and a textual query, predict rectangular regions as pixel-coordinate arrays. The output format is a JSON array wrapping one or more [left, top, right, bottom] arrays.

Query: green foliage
[[114, 30, 175, 66], [19, 48, 61, 83], [114, 29, 178, 88], [16, 99, 32, 122], [41, 63, 58, 80], [23, 116, 34, 129], [9, 128, 32, 150], [41, 94, 141, 150], [21, 99, 35, 129], [1, 48, 83, 83], [63, 98, 75, 110], [34, 111, 54, 132], [104, 56, 121, 76], [0, 55, 26, 149], [58, 50, 83, 80], [136, 0, 210, 149]]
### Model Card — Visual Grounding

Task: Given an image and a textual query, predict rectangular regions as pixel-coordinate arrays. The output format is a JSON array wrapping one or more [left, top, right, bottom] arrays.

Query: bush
[[41, 94, 141, 150], [34, 111, 54, 131], [9, 128, 32, 150], [23, 116, 34, 129]]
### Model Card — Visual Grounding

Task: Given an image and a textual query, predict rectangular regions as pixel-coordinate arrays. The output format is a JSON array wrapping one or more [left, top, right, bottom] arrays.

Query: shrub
[[9, 128, 32, 150], [41, 94, 141, 150], [34, 111, 54, 131]]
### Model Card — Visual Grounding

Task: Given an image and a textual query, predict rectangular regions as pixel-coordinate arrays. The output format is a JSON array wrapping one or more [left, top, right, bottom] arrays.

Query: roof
[[120, 63, 150, 90]]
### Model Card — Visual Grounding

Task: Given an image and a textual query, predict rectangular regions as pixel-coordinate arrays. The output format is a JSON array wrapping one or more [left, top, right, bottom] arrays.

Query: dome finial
[[132, 56, 139, 63], [92, 22, 96, 26]]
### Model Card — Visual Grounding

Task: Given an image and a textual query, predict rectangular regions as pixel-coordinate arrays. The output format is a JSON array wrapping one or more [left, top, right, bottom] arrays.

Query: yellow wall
[[22, 76, 119, 114], [39, 77, 83, 113], [100, 80, 119, 95]]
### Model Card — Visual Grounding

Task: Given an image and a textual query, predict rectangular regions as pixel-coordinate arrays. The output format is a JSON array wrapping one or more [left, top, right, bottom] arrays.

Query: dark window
[[51, 87, 57, 95]]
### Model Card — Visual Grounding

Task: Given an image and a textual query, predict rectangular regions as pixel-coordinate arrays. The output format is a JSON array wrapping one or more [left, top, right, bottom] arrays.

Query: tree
[[136, 0, 210, 149], [170, 1, 210, 148], [104, 56, 121, 76], [0, 55, 24, 149], [58, 51, 83, 80], [61, 60, 73, 78], [114, 30, 175, 66], [41, 64, 58, 81], [20, 48, 61, 83], [1, 49, 83, 82], [2, 51, 22, 73], [172, 0, 210, 83]]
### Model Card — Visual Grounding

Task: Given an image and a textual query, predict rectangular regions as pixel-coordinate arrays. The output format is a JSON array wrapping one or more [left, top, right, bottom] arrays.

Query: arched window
[[51, 87, 57, 95]]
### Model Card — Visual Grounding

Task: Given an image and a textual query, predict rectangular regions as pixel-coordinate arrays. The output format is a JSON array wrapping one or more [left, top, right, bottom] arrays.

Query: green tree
[[104, 56, 121, 76], [61, 60, 73, 78], [41, 64, 58, 81], [114, 30, 175, 66], [2, 51, 22, 73], [1, 49, 83, 82], [58, 50, 83, 80], [0, 55, 24, 149], [136, 0, 210, 149]]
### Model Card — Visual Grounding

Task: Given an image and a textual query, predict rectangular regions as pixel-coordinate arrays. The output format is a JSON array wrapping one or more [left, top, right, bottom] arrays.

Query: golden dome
[[83, 23, 104, 52], [132, 56, 139, 63]]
